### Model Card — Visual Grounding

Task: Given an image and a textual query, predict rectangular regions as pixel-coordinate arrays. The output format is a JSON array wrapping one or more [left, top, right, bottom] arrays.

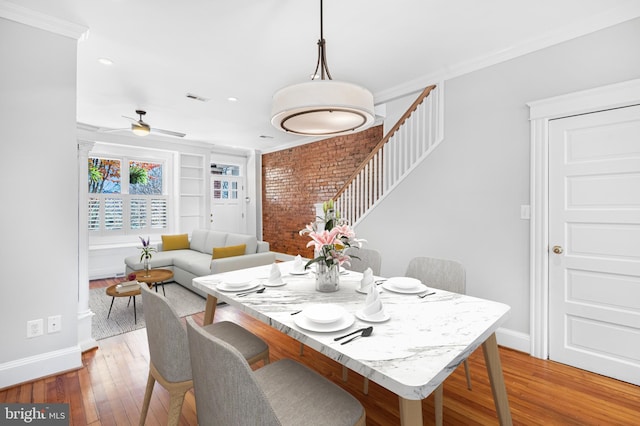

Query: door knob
[[552, 245, 563, 254]]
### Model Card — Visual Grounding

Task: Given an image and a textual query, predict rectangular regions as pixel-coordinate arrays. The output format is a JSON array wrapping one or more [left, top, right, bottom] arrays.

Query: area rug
[[90, 283, 206, 340]]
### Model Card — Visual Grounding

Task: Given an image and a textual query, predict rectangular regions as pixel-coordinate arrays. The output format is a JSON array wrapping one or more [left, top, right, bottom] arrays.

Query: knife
[[334, 327, 367, 341]]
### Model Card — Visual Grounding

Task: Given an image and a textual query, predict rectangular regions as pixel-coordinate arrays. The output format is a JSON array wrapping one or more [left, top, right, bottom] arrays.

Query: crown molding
[[375, 3, 640, 104], [0, 1, 88, 40]]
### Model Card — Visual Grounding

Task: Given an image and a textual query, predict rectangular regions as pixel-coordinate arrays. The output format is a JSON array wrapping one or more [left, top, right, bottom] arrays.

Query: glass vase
[[143, 256, 151, 277], [315, 262, 340, 292]]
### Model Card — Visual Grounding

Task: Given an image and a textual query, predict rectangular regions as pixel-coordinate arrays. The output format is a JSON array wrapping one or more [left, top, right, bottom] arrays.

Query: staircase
[[333, 84, 443, 225]]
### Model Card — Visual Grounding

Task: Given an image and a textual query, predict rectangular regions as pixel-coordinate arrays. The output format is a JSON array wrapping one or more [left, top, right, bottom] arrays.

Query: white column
[[78, 139, 97, 352]]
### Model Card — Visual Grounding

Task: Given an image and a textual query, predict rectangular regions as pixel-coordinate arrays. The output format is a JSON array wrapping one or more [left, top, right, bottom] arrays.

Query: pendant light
[[271, 0, 374, 136]]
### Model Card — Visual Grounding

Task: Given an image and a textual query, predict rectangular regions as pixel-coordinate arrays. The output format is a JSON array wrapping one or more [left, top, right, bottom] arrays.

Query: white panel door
[[210, 176, 245, 233], [548, 105, 640, 385]]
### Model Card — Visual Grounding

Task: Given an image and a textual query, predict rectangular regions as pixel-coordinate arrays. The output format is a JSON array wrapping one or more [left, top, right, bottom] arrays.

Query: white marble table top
[[193, 261, 510, 400]]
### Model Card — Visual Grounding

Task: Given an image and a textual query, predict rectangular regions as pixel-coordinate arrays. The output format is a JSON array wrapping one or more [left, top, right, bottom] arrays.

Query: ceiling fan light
[[271, 80, 374, 136], [131, 122, 150, 136]]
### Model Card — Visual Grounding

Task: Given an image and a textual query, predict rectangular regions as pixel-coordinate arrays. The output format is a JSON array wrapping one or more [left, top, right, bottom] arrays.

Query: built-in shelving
[[179, 154, 205, 231]]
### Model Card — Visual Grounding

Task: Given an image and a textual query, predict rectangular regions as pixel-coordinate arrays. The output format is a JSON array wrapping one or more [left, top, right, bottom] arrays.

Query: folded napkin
[[359, 267, 374, 291], [362, 284, 385, 319], [268, 262, 283, 284], [292, 254, 305, 273]]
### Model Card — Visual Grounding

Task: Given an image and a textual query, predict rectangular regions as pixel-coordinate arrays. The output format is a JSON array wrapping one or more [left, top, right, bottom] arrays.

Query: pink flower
[[305, 228, 340, 250], [334, 224, 355, 239]]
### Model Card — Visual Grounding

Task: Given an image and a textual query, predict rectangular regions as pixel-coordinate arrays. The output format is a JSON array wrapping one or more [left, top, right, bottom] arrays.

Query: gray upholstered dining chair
[[185, 316, 366, 426], [344, 247, 382, 275], [359, 256, 469, 425], [138, 283, 270, 426], [405, 256, 472, 390]]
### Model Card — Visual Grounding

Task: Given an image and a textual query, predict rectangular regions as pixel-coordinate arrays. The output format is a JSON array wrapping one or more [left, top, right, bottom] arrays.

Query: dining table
[[193, 261, 512, 426]]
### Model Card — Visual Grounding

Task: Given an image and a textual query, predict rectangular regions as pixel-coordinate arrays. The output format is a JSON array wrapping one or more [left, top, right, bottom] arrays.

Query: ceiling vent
[[186, 93, 209, 102]]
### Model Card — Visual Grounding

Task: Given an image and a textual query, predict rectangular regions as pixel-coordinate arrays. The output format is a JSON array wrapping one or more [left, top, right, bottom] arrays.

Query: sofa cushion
[[212, 244, 246, 259], [226, 233, 258, 254], [162, 233, 190, 251], [204, 231, 228, 255], [173, 251, 213, 277], [190, 229, 210, 253]]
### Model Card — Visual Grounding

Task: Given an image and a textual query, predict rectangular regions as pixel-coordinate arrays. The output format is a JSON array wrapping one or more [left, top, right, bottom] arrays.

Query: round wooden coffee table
[[132, 268, 174, 296], [105, 269, 174, 324]]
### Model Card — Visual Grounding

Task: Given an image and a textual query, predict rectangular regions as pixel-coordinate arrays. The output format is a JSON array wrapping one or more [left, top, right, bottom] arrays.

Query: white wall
[[355, 18, 640, 349], [0, 17, 82, 386]]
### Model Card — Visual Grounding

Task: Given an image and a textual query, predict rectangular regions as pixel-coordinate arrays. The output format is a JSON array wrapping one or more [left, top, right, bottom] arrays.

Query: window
[[88, 157, 168, 236]]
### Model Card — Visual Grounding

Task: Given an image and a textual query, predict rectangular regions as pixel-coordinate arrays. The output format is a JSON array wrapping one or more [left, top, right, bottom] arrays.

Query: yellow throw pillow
[[161, 234, 190, 251], [212, 244, 246, 259]]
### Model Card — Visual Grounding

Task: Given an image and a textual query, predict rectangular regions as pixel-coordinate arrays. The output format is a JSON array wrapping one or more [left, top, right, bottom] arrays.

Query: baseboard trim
[[495, 327, 531, 354], [0, 345, 82, 390]]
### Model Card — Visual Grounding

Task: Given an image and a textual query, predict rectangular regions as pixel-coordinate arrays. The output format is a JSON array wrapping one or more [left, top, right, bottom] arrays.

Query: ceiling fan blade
[[122, 115, 140, 124], [100, 127, 129, 133], [151, 127, 186, 138]]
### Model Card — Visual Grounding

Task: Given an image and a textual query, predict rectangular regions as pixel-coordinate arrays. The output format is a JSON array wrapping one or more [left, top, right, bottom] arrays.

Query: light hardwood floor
[[1, 279, 638, 425]]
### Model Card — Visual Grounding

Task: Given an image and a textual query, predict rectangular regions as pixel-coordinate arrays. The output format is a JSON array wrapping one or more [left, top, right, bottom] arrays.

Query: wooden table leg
[[482, 333, 513, 426], [434, 384, 443, 426], [203, 294, 218, 325], [399, 397, 422, 426]]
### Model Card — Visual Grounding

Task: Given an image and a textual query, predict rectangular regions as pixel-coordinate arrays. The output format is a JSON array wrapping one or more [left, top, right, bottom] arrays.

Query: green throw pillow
[[212, 244, 246, 259], [161, 234, 190, 251]]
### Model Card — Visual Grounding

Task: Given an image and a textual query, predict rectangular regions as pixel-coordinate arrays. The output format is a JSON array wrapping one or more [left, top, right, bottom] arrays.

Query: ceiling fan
[[120, 110, 186, 138]]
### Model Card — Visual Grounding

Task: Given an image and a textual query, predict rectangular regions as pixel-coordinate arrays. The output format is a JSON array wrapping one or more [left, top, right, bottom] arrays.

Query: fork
[[237, 287, 266, 297], [418, 291, 436, 298]]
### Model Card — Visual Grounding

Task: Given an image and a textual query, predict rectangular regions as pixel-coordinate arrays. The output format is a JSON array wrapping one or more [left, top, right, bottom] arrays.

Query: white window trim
[[88, 145, 175, 246]]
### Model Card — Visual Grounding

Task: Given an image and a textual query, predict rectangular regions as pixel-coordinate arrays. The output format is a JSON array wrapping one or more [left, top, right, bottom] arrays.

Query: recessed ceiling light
[[227, 97, 238, 102], [98, 57, 113, 66]]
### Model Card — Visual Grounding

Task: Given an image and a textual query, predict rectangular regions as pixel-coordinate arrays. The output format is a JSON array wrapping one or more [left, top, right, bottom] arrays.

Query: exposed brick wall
[[262, 125, 383, 257]]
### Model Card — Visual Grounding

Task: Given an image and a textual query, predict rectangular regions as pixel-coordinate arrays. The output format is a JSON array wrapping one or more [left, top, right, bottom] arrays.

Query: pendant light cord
[[313, 0, 332, 81]]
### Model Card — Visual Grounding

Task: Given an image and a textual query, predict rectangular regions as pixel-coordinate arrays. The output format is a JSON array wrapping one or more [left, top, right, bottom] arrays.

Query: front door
[[548, 104, 640, 385], [210, 176, 245, 233]]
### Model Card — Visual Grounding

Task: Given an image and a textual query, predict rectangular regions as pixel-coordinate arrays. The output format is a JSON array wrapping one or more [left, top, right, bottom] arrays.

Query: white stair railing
[[334, 84, 442, 225]]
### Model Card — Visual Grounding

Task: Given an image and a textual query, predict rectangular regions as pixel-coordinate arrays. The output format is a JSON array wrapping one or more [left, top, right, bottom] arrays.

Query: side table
[[132, 268, 174, 296], [106, 284, 142, 324]]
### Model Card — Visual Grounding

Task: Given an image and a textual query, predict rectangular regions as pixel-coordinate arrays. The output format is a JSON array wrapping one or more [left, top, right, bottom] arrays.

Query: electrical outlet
[[27, 319, 43, 338], [48, 315, 62, 333]]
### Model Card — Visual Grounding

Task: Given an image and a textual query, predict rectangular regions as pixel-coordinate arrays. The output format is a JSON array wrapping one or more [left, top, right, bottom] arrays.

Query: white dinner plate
[[303, 304, 346, 324], [386, 276, 422, 289], [216, 282, 261, 292], [289, 270, 309, 275], [262, 279, 286, 287], [355, 310, 390, 323], [381, 282, 427, 294], [293, 312, 355, 333], [222, 277, 253, 288]]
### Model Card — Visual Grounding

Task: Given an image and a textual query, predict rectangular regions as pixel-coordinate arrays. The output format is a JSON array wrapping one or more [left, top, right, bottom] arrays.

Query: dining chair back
[[344, 247, 382, 275], [139, 283, 194, 426], [406, 256, 472, 391], [405, 256, 466, 294], [139, 283, 270, 426], [186, 317, 365, 426]]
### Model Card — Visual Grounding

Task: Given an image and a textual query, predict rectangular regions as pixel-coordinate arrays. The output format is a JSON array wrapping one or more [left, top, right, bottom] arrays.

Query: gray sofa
[[124, 229, 275, 298]]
